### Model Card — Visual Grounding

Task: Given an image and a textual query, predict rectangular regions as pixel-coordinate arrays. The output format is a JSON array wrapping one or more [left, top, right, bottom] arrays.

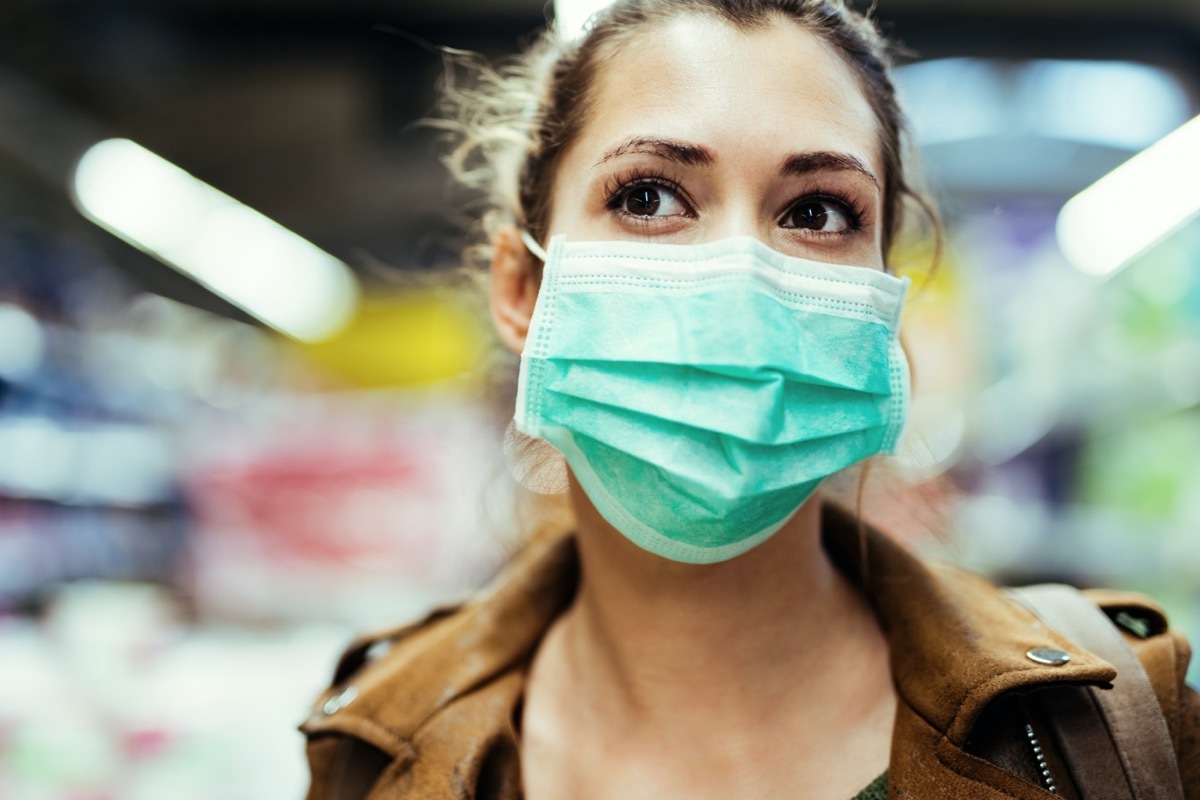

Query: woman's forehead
[[572, 14, 882, 176]]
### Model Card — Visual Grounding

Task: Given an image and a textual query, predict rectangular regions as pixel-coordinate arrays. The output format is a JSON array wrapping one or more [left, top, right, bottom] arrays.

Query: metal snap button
[[1026, 647, 1071, 666], [365, 638, 393, 662], [322, 685, 359, 716]]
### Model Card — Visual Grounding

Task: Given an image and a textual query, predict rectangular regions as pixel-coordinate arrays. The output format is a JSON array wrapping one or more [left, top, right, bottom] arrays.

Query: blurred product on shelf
[[0, 581, 346, 800], [0, 219, 513, 800], [182, 393, 512, 627]]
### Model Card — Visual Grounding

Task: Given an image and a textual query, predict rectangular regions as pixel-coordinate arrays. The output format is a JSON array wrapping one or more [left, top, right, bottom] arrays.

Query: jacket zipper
[[1023, 722, 1057, 794]]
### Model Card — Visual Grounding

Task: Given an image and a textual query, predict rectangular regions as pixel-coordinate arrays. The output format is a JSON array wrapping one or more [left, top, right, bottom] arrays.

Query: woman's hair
[[439, 0, 939, 274]]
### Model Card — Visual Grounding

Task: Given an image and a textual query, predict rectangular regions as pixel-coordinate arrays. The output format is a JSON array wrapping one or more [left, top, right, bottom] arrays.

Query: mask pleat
[[546, 289, 895, 394], [560, 428, 824, 542], [537, 401, 883, 495], [541, 360, 889, 445]]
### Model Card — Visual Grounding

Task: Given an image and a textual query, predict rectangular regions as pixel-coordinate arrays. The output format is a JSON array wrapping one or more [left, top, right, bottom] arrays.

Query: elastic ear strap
[[520, 230, 549, 263], [1010, 584, 1184, 800]]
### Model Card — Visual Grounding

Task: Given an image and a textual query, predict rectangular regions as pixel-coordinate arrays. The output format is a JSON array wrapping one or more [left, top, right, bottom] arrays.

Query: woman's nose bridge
[[706, 196, 771, 242]]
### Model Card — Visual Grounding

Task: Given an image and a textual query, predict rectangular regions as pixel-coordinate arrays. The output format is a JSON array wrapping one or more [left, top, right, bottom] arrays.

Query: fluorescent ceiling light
[[897, 59, 1188, 150], [72, 138, 359, 342], [1057, 114, 1200, 277], [895, 58, 1006, 146], [554, 0, 616, 40], [1029, 60, 1189, 150]]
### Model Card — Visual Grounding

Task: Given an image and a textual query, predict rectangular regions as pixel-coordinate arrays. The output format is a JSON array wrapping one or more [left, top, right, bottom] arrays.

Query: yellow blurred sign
[[296, 288, 488, 389]]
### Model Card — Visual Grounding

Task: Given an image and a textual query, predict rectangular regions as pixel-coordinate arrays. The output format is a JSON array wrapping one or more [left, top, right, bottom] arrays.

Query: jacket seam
[[407, 655, 530, 743], [304, 714, 416, 763]]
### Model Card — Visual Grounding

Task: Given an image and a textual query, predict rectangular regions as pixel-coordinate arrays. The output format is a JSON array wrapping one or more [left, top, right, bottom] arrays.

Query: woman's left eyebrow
[[780, 151, 879, 187]]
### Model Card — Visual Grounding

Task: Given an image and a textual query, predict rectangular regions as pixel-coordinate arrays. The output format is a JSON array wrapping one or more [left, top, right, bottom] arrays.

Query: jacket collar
[[302, 531, 579, 751], [308, 503, 1117, 756], [821, 505, 1116, 745]]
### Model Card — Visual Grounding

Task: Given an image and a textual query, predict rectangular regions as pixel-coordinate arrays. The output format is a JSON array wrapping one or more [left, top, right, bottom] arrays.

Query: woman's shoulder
[[929, 557, 1191, 706], [922, 558, 1199, 794], [1069, 583, 1199, 790], [823, 508, 1199, 794]]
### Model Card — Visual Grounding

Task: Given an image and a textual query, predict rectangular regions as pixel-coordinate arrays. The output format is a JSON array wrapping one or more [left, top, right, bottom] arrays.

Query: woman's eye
[[782, 199, 854, 233], [616, 184, 688, 217]]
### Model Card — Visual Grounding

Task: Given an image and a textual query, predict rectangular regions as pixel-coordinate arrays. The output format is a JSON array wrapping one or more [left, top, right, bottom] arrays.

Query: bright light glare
[[1057, 115, 1200, 277], [554, 0, 617, 40], [0, 303, 45, 379], [1030, 61, 1189, 150], [896, 58, 1188, 150], [894, 58, 1006, 145], [72, 138, 359, 341]]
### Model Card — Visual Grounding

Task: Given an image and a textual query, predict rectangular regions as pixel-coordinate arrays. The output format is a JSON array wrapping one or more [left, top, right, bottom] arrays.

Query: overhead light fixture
[[1056, 114, 1200, 277], [72, 138, 359, 342], [554, 0, 617, 40], [896, 59, 1189, 150], [1029, 60, 1189, 150]]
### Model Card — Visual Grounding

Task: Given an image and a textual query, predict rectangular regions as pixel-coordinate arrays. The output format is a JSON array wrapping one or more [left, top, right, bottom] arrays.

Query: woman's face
[[546, 14, 886, 270]]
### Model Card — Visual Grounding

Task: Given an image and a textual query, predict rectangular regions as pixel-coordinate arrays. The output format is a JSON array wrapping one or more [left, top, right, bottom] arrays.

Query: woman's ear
[[490, 224, 541, 353]]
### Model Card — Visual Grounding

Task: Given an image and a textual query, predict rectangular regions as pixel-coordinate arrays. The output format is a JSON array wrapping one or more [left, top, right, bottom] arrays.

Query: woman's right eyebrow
[[593, 136, 715, 168]]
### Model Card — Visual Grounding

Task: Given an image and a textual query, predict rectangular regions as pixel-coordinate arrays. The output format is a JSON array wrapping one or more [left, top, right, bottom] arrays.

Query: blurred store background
[[0, 0, 1198, 797]]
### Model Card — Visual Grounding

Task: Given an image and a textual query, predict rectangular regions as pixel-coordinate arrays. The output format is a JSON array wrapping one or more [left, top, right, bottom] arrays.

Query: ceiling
[[2, 0, 1198, 320]]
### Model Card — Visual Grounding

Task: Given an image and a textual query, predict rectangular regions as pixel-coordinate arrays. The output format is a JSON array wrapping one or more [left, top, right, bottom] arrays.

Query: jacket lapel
[[821, 506, 1117, 796]]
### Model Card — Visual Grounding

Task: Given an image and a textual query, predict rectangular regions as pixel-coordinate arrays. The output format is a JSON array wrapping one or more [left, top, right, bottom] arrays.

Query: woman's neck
[[555, 476, 893, 735], [520, 477, 896, 799]]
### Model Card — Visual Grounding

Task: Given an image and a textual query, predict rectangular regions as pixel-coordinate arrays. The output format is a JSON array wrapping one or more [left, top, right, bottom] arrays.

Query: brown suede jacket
[[302, 507, 1200, 799]]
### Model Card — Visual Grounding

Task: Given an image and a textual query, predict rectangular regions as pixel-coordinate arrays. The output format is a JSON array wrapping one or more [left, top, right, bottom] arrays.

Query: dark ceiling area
[[2, 0, 1199, 318]]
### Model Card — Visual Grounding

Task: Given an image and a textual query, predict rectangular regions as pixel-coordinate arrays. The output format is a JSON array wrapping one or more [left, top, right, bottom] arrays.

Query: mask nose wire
[[520, 230, 549, 263]]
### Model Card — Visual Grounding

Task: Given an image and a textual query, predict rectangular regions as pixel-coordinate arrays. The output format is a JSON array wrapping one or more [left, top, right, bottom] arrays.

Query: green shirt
[[851, 772, 888, 800]]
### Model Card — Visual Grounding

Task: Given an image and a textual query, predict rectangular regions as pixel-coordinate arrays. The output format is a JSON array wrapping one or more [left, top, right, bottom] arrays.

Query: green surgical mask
[[515, 234, 910, 564]]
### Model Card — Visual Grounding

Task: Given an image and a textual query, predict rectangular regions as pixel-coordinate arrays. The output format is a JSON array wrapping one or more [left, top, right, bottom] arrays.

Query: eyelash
[[787, 193, 867, 236], [602, 169, 866, 235], [603, 169, 693, 217]]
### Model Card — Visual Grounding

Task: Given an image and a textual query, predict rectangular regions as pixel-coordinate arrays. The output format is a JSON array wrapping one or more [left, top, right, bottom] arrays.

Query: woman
[[302, 1, 1200, 797]]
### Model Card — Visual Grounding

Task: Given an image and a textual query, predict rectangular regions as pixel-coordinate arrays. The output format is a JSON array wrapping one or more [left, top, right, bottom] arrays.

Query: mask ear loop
[[509, 230, 564, 493], [520, 230, 549, 263]]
